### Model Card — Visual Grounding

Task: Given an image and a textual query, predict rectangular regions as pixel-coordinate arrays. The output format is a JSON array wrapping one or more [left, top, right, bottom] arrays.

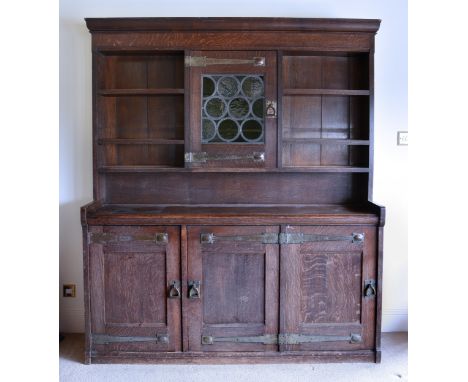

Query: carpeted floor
[[60, 332, 407, 382]]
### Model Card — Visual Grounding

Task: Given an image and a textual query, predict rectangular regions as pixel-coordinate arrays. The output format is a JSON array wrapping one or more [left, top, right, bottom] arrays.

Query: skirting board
[[382, 309, 408, 332], [59, 308, 408, 334]]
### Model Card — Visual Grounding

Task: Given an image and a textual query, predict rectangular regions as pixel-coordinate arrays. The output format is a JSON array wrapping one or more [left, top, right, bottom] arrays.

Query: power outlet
[[397, 131, 408, 146], [63, 284, 76, 297]]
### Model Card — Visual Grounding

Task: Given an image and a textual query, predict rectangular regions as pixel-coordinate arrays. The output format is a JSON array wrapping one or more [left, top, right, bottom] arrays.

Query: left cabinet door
[[88, 226, 181, 353]]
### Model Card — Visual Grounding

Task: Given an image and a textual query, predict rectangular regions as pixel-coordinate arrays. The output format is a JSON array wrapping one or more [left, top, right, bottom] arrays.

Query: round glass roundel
[[241, 76, 264, 98], [228, 98, 249, 119], [241, 119, 263, 142], [252, 98, 264, 118], [203, 77, 216, 97], [217, 76, 239, 97], [202, 119, 216, 141], [218, 119, 240, 141], [205, 97, 226, 118]]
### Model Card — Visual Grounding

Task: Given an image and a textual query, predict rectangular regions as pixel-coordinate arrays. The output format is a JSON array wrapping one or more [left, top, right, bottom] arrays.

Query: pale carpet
[[60, 332, 407, 382]]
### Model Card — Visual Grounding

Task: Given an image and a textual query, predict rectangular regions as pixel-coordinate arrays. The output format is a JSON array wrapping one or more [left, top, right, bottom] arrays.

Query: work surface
[[60, 332, 407, 382]]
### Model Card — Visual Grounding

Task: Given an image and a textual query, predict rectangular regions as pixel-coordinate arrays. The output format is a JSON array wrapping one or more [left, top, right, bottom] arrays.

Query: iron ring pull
[[188, 281, 201, 299], [168, 281, 181, 299], [364, 280, 376, 297]]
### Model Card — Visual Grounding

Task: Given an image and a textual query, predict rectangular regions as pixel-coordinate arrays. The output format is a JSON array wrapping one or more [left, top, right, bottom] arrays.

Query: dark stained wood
[[82, 17, 383, 364], [90, 350, 377, 364], [284, 89, 370, 95], [89, 226, 181, 353], [186, 226, 279, 352], [98, 166, 370, 173], [280, 225, 376, 352], [82, 203, 380, 226], [99, 89, 184, 96], [85, 17, 381, 33], [92, 32, 374, 52], [104, 173, 369, 205]]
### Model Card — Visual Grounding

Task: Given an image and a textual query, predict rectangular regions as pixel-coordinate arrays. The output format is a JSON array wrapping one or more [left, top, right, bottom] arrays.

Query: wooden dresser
[[81, 17, 384, 364]]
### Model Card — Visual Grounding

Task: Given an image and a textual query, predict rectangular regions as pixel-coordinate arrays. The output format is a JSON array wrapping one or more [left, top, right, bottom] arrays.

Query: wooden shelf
[[98, 138, 185, 145], [282, 138, 370, 145], [99, 88, 185, 96], [283, 88, 370, 96], [99, 166, 369, 174]]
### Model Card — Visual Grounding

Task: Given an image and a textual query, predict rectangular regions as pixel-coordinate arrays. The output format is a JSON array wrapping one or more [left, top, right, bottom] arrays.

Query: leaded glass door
[[186, 51, 277, 168]]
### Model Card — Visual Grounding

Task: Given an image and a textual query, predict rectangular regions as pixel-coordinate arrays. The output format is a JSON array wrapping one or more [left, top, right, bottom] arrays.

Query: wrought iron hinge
[[185, 56, 265, 67], [185, 151, 265, 163], [201, 232, 278, 244], [202, 334, 277, 345], [201, 333, 361, 345], [364, 279, 377, 298], [278, 232, 364, 244], [266, 100, 277, 118], [278, 333, 362, 344], [93, 334, 169, 345], [89, 232, 168, 244]]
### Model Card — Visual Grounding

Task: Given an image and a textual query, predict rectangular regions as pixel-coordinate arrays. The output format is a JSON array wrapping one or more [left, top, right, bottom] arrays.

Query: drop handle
[[168, 281, 181, 299], [364, 280, 376, 298], [188, 280, 201, 299]]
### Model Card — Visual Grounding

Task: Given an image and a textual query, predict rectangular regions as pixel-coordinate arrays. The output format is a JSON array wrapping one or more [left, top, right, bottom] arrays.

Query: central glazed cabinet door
[[186, 226, 279, 352], [280, 225, 377, 352], [89, 226, 181, 353], [186, 50, 277, 169]]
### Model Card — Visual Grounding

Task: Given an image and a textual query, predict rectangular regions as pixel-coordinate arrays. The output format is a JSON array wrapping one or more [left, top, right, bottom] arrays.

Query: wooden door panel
[[89, 226, 181, 353], [280, 225, 376, 352], [203, 252, 265, 325], [186, 225, 279, 352], [300, 251, 362, 324]]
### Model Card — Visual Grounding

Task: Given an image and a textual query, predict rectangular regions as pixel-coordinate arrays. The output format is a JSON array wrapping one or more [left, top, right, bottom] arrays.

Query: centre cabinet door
[[88, 226, 181, 353], [186, 226, 279, 352], [186, 50, 277, 169], [279, 225, 377, 352]]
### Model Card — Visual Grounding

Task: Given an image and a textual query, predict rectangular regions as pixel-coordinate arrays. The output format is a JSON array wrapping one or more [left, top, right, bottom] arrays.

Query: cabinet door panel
[[280, 225, 376, 351], [89, 226, 181, 353], [187, 50, 277, 169], [186, 226, 279, 352]]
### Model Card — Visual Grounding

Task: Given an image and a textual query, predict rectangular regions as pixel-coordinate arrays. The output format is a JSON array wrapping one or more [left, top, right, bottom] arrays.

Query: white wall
[[59, 0, 408, 332]]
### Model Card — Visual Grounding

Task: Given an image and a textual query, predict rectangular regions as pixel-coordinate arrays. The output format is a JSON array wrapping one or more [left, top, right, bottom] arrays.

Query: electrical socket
[[63, 284, 76, 297], [397, 131, 408, 146]]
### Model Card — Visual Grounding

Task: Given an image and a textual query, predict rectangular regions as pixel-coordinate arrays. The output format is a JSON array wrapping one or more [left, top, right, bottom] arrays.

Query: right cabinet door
[[280, 225, 376, 352]]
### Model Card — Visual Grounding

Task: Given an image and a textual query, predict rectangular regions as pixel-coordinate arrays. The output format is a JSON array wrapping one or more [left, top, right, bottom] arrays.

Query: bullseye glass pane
[[229, 98, 249, 119], [203, 77, 215, 97], [202, 119, 216, 141], [242, 120, 263, 142], [218, 76, 239, 97], [218, 119, 239, 141], [242, 77, 264, 98], [252, 98, 264, 118], [205, 98, 226, 118], [201, 75, 264, 143]]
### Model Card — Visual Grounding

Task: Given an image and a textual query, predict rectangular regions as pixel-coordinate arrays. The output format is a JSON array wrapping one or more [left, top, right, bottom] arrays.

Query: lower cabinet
[[85, 224, 378, 362]]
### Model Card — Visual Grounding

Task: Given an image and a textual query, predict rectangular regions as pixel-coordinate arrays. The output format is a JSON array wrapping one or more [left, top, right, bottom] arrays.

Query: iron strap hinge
[[185, 151, 265, 163], [185, 56, 266, 67], [93, 334, 169, 345], [279, 232, 365, 244], [200, 232, 278, 244], [89, 232, 168, 244], [200, 232, 364, 245], [201, 333, 362, 345]]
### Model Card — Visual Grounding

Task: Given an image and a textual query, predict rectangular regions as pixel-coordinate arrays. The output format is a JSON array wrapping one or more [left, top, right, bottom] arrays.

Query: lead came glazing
[[202, 75, 265, 143]]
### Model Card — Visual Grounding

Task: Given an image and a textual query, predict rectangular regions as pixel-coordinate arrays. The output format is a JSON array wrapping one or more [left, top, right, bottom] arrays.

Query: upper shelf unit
[[280, 52, 370, 169], [96, 52, 185, 168]]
